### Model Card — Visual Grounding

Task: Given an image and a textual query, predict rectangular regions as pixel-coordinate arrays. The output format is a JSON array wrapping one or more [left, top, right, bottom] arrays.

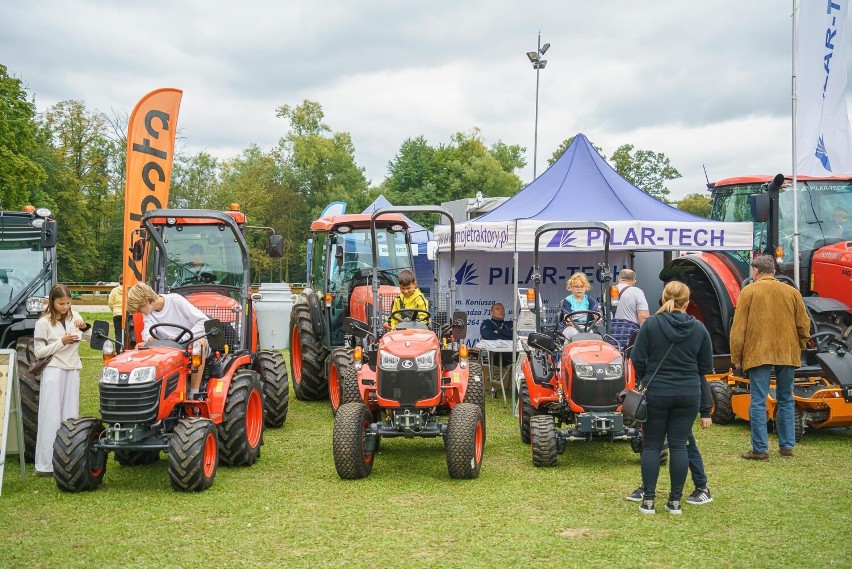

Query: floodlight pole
[[527, 32, 549, 180]]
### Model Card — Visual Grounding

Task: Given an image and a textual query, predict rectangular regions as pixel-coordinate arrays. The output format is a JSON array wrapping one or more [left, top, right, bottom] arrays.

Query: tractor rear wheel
[[518, 380, 536, 444], [530, 415, 557, 467], [446, 403, 484, 479], [464, 362, 487, 443], [333, 403, 375, 479], [289, 303, 329, 401], [169, 418, 218, 492], [254, 350, 289, 427], [794, 408, 806, 442], [16, 338, 39, 463], [218, 369, 264, 466], [114, 450, 160, 466], [709, 381, 735, 424], [328, 347, 354, 414], [53, 417, 107, 492]]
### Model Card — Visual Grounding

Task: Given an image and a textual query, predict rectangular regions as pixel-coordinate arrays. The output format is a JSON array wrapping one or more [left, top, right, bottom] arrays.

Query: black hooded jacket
[[630, 311, 713, 398]]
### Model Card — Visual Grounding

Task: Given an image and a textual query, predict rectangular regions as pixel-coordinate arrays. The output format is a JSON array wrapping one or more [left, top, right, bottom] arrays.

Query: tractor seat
[[145, 339, 184, 350]]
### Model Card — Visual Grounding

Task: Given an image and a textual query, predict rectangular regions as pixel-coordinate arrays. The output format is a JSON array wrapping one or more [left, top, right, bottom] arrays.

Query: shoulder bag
[[622, 320, 674, 422], [24, 338, 52, 376]]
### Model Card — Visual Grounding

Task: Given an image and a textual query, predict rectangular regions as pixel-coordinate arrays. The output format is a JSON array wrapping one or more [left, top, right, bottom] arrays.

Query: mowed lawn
[[1, 312, 850, 568]]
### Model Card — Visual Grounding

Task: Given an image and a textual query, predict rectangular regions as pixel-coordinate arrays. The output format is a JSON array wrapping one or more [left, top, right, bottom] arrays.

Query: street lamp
[[526, 32, 549, 179]]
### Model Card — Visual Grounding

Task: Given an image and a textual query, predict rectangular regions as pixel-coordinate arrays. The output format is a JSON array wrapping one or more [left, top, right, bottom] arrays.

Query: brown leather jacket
[[729, 275, 811, 371]]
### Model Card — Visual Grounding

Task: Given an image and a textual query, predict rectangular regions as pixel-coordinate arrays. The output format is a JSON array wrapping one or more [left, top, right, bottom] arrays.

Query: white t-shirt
[[614, 283, 649, 324], [142, 293, 208, 342]]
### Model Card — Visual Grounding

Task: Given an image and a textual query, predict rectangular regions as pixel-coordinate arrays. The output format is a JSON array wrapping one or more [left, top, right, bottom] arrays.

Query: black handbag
[[24, 338, 52, 376], [623, 335, 674, 423]]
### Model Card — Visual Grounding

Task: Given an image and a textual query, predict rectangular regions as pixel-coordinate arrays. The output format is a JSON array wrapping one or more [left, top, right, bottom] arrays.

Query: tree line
[[0, 64, 709, 284]]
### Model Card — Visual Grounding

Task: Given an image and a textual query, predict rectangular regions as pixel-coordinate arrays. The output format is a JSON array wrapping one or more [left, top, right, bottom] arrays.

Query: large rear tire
[[15, 338, 39, 463], [254, 350, 289, 427], [530, 415, 557, 467], [446, 403, 484, 479], [794, 408, 806, 442], [169, 418, 218, 492], [53, 417, 107, 492], [328, 347, 354, 414], [464, 362, 487, 443], [114, 450, 160, 466], [289, 303, 329, 401], [710, 381, 735, 424], [218, 369, 264, 466], [333, 403, 375, 479], [518, 380, 536, 444]]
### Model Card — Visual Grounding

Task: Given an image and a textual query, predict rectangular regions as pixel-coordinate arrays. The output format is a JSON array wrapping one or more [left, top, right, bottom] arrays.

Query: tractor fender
[[302, 289, 324, 337], [204, 353, 254, 421]]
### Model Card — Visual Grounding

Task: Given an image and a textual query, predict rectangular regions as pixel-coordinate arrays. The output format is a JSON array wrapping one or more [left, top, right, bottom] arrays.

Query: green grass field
[[2, 312, 850, 568]]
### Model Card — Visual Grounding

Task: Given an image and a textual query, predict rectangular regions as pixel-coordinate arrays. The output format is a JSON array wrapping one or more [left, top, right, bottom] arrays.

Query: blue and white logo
[[815, 134, 832, 171], [546, 230, 578, 248], [455, 259, 479, 285]]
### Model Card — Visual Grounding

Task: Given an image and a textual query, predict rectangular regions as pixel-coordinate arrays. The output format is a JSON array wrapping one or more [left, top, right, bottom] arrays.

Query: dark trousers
[[641, 394, 700, 501], [112, 315, 124, 346], [640, 430, 708, 489]]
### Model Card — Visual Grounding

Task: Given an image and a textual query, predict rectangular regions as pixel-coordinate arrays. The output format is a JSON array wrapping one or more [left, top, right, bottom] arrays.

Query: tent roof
[[476, 133, 703, 223], [362, 195, 432, 243]]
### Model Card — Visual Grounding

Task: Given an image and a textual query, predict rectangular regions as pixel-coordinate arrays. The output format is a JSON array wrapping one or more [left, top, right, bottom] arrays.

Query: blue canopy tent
[[362, 195, 434, 294]]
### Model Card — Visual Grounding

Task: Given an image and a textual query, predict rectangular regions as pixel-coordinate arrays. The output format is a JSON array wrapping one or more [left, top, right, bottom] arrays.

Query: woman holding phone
[[32, 284, 91, 477]]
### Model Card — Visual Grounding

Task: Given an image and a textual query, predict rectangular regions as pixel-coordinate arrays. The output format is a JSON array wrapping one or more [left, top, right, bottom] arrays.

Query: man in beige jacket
[[730, 256, 810, 460]]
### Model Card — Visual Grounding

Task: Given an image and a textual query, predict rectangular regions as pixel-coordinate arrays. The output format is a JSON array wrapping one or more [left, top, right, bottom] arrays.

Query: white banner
[[797, 0, 852, 175], [435, 219, 754, 252]]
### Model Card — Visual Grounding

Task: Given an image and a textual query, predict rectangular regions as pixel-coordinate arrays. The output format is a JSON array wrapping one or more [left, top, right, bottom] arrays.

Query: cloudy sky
[[2, 1, 850, 200]]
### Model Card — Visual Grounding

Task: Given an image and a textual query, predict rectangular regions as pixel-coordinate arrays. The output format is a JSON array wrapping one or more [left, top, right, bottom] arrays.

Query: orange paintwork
[[714, 175, 852, 187], [309, 213, 408, 232], [349, 285, 400, 322]]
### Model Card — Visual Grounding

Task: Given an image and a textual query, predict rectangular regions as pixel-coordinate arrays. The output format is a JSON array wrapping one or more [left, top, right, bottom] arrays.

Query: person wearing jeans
[[629, 281, 713, 515], [730, 255, 810, 460]]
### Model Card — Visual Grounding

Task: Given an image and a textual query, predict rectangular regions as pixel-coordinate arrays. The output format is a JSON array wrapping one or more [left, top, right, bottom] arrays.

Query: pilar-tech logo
[[455, 260, 479, 285], [546, 230, 578, 248], [815, 135, 831, 171]]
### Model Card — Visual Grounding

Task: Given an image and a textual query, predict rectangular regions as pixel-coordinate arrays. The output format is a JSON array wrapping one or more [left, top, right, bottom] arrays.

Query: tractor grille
[[378, 368, 439, 406], [571, 376, 623, 411], [197, 305, 242, 348], [100, 380, 162, 424]]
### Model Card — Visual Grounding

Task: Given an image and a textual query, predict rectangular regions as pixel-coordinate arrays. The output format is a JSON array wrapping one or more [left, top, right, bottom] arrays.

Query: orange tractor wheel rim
[[203, 432, 217, 477], [363, 419, 373, 464], [329, 367, 340, 408], [474, 421, 483, 464], [291, 327, 302, 382], [246, 389, 263, 447]]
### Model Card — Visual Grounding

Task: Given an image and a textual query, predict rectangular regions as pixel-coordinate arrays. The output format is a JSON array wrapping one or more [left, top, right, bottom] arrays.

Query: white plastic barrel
[[254, 282, 294, 349]]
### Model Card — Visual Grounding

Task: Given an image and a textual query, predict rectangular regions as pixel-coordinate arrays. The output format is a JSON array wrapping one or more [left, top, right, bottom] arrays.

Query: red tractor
[[517, 222, 641, 467], [332, 207, 485, 479], [289, 210, 419, 412], [52, 207, 289, 492]]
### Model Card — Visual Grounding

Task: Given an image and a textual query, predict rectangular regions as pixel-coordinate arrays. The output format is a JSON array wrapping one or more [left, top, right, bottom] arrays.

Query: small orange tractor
[[517, 222, 641, 466], [332, 207, 485, 479], [52, 207, 288, 492]]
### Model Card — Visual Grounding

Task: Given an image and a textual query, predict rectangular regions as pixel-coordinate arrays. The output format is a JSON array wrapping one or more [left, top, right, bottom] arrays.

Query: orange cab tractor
[[332, 207, 485, 480], [290, 210, 419, 413], [517, 222, 641, 467], [52, 207, 287, 492]]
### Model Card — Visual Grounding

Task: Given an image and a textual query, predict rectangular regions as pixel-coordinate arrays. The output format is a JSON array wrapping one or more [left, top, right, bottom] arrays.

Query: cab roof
[[310, 213, 409, 232], [714, 175, 852, 188]]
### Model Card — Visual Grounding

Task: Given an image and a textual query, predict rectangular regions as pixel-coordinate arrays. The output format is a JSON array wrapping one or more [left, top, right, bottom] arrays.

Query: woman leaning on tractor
[[629, 281, 713, 515]]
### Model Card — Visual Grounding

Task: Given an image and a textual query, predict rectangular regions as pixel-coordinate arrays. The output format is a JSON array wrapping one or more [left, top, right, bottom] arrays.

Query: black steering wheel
[[564, 310, 603, 333], [806, 331, 836, 353], [148, 323, 193, 344], [390, 308, 430, 323]]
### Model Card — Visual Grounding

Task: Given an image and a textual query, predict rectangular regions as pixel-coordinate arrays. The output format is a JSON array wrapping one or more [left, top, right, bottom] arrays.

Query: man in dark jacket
[[480, 303, 513, 364]]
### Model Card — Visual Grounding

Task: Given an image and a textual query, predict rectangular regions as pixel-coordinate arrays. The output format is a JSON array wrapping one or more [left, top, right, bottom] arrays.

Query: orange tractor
[[517, 222, 642, 466], [332, 207, 485, 479], [52, 207, 288, 492], [289, 209, 421, 412]]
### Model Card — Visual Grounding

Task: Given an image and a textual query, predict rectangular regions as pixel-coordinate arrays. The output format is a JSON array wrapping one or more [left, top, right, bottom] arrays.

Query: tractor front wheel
[[254, 350, 289, 427], [169, 418, 218, 492], [218, 369, 264, 466], [530, 415, 557, 467], [518, 380, 536, 444], [333, 403, 375, 479], [710, 381, 735, 424], [289, 303, 329, 401], [464, 362, 487, 444], [328, 347, 354, 414], [53, 417, 107, 492], [15, 338, 39, 463], [446, 403, 484, 479]]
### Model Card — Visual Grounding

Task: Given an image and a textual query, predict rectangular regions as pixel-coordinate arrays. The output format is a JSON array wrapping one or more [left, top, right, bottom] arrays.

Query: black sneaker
[[639, 499, 655, 515], [665, 500, 682, 515], [625, 487, 645, 502], [685, 488, 713, 505]]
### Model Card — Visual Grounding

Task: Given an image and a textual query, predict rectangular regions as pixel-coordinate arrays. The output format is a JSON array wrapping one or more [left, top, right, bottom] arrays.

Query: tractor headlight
[[574, 364, 595, 379], [605, 363, 623, 378], [100, 367, 120, 384], [26, 296, 47, 313], [379, 352, 400, 370], [128, 366, 157, 384], [414, 350, 436, 369]]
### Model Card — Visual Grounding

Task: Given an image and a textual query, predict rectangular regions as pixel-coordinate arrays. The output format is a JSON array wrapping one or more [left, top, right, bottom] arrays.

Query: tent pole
[[512, 237, 520, 417]]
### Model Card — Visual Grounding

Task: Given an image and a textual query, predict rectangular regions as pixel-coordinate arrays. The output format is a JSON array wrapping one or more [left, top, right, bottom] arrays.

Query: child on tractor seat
[[126, 282, 210, 399], [388, 269, 429, 329]]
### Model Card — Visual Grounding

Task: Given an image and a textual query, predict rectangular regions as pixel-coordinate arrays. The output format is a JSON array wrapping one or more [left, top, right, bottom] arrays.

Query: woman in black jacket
[[630, 281, 713, 514]]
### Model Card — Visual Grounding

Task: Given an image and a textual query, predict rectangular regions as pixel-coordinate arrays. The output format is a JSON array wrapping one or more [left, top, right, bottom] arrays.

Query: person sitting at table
[[480, 302, 513, 365]]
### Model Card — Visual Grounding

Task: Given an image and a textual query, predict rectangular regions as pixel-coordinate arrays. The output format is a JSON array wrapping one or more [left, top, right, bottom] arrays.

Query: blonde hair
[[566, 272, 591, 292], [656, 281, 690, 314], [126, 282, 159, 313]]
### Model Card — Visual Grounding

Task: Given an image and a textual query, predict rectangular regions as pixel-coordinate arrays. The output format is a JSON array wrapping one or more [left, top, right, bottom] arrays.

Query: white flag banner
[[797, 0, 852, 175]]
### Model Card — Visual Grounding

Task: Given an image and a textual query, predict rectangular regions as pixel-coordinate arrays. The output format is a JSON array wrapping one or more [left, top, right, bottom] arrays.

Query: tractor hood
[[104, 346, 185, 375], [565, 341, 622, 365], [378, 328, 440, 358]]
